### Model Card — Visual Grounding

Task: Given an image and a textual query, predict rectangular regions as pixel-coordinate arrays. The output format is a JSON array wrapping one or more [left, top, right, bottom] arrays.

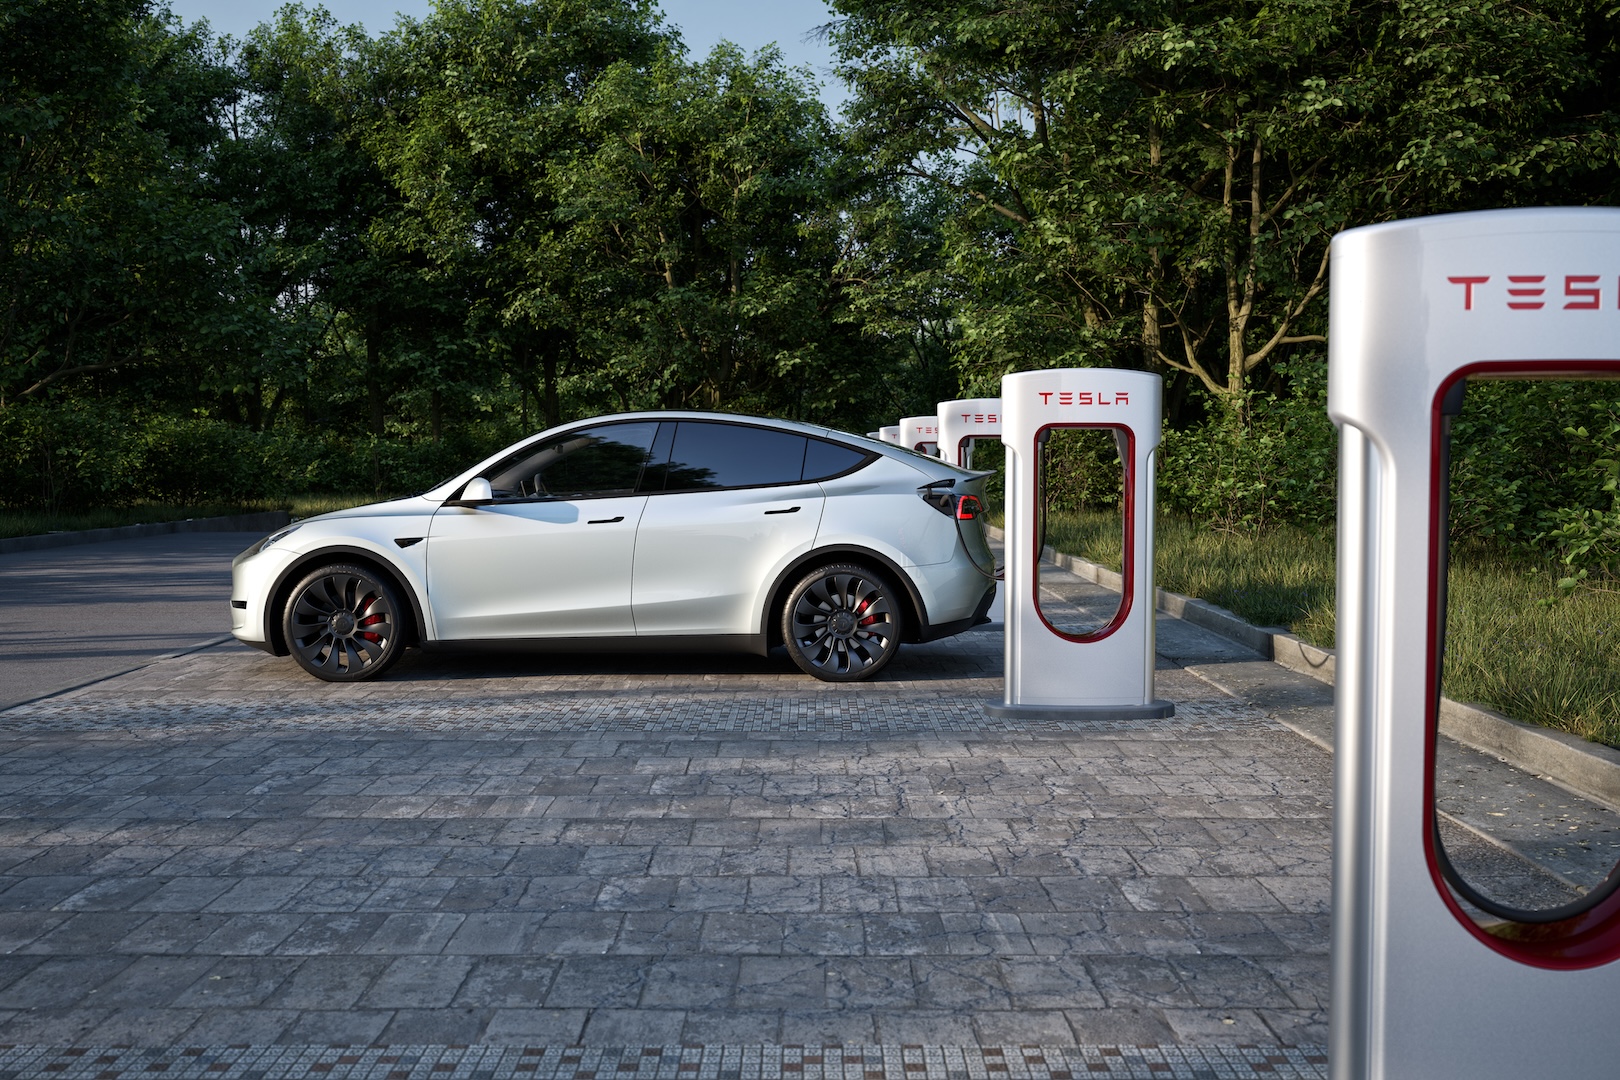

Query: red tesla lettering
[[1117, 392, 1129, 406], [987, 413, 997, 423], [1565, 275, 1601, 309], [1507, 275, 1545, 310], [1058, 392, 1074, 405], [1038, 392, 1052, 404], [1448, 276, 1489, 310]]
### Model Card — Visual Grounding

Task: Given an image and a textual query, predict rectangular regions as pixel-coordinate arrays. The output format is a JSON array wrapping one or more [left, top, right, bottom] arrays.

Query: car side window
[[485, 422, 659, 499], [803, 438, 874, 481], [647, 421, 809, 492]]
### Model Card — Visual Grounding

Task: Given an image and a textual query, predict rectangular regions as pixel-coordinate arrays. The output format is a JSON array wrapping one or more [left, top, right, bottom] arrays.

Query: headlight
[[256, 524, 302, 554]]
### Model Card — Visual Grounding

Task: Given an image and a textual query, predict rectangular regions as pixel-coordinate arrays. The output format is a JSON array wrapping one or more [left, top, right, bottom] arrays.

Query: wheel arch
[[763, 545, 929, 648], [265, 546, 427, 656]]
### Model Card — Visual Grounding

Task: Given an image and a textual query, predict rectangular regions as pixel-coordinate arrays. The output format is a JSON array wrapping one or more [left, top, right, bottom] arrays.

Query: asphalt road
[[0, 531, 264, 711]]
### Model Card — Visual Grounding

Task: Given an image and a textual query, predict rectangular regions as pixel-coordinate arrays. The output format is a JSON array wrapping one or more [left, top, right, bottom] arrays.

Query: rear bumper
[[917, 578, 997, 642]]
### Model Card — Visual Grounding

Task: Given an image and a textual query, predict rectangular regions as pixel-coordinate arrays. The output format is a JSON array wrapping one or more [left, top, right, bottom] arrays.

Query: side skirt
[[420, 633, 771, 658]]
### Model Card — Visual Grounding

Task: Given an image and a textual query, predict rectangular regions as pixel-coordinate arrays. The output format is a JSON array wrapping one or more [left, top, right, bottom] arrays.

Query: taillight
[[918, 481, 982, 520]]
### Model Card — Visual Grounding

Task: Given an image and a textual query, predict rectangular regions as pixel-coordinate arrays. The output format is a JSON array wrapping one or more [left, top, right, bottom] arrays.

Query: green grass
[[0, 494, 384, 541], [1443, 557, 1620, 748], [1021, 510, 1338, 647], [1008, 509, 1620, 749]]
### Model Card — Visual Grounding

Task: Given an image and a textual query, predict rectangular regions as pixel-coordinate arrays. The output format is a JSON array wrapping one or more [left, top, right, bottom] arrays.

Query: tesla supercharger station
[[937, 398, 1001, 466], [986, 368, 1172, 720], [899, 415, 939, 456], [1329, 208, 1620, 1079], [878, 425, 901, 446]]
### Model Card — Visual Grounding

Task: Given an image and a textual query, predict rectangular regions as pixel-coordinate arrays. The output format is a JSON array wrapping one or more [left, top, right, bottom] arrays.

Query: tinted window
[[650, 422, 809, 491], [486, 422, 658, 499], [803, 438, 872, 481]]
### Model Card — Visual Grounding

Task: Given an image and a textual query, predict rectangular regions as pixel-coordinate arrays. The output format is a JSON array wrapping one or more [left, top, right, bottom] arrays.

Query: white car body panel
[[230, 411, 997, 678], [230, 497, 436, 645], [426, 496, 647, 639], [632, 484, 825, 636], [815, 457, 958, 568]]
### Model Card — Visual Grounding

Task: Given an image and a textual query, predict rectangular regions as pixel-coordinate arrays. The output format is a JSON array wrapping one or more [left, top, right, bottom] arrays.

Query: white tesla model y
[[231, 412, 998, 682]]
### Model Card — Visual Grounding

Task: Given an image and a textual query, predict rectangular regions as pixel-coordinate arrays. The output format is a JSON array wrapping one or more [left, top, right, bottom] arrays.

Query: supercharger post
[[1329, 208, 1620, 1079], [987, 368, 1172, 720], [899, 415, 940, 456], [937, 398, 1001, 467], [877, 425, 901, 446]]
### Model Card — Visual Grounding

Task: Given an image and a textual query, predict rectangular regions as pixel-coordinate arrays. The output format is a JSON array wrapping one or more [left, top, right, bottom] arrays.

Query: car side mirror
[[455, 477, 493, 504]]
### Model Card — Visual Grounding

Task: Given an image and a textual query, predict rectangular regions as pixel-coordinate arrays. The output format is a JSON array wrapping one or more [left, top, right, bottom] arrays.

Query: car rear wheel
[[282, 564, 404, 682], [783, 563, 902, 681]]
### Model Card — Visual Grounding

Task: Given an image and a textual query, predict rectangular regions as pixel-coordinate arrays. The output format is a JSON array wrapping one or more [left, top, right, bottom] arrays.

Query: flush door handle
[[588, 516, 625, 524], [764, 506, 800, 515]]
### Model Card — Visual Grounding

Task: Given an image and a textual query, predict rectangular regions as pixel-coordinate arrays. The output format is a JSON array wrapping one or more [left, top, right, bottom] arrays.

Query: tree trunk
[[366, 315, 385, 438], [541, 347, 559, 430], [366, 313, 385, 492]]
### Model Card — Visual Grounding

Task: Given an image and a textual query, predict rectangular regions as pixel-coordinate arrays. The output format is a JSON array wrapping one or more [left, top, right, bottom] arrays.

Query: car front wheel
[[282, 564, 405, 682], [783, 563, 902, 681]]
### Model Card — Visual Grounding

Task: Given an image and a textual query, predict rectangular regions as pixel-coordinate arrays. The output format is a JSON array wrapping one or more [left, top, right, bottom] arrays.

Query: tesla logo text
[[958, 413, 999, 424], [1448, 275, 1610, 310], [1037, 391, 1129, 406]]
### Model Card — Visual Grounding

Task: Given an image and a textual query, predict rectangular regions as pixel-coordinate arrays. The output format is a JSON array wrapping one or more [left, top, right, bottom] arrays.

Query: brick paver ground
[[0, 598, 1335, 1078]]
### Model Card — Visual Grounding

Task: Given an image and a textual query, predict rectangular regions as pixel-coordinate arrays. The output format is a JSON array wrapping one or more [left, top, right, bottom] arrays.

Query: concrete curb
[[0, 511, 291, 555], [990, 525, 1620, 812], [1439, 699, 1620, 811]]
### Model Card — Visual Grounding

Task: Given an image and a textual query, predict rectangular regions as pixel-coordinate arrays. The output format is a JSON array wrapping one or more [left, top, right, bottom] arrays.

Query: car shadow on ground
[[251, 632, 1005, 687]]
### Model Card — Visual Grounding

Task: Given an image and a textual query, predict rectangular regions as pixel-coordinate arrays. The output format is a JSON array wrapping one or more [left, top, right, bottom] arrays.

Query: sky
[[163, 0, 848, 111]]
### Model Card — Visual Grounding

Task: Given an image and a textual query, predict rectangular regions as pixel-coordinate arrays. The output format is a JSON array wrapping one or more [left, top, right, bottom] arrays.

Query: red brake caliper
[[357, 592, 384, 642]]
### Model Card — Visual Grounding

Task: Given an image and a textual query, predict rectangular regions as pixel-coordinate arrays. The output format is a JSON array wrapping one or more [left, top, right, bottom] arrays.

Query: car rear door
[[426, 422, 658, 640], [631, 420, 825, 637]]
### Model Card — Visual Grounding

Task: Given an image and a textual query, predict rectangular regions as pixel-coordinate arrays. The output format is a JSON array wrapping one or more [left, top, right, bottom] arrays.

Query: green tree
[[0, 0, 239, 406], [361, 0, 670, 431], [560, 42, 885, 423], [830, 0, 1615, 416]]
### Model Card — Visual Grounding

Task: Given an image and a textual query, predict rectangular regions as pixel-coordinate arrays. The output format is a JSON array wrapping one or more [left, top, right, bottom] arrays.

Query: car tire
[[282, 563, 405, 682], [782, 562, 903, 681]]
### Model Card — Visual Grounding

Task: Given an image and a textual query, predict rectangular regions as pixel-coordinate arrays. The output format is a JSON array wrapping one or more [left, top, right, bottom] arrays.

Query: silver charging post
[[987, 368, 1172, 721], [1329, 208, 1620, 1079], [937, 398, 1001, 466]]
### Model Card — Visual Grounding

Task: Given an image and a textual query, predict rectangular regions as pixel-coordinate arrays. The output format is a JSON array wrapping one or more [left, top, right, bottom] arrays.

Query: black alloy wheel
[[282, 564, 405, 682], [783, 563, 902, 681]]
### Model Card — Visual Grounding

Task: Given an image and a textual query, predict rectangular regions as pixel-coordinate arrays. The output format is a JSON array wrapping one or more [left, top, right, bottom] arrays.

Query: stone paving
[[0, 599, 1328, 1080], [0, 587, 1337, 1078], [7, 539, 1620, 1077]]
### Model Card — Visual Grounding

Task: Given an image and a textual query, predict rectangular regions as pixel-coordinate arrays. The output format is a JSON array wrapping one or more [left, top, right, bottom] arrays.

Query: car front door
[[426, 422, 658, 641], [631, 420, 826, 637]]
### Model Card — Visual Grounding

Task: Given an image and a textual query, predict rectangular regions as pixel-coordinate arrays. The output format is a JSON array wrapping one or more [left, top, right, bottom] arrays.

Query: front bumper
[[229, 543, 299, 652]]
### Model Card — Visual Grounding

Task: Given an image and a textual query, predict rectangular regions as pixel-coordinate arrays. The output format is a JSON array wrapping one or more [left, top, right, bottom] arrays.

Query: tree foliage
[[1, 0, 238, 404], [829, 0, 1619, 414], [3, 0, 1620, 540]]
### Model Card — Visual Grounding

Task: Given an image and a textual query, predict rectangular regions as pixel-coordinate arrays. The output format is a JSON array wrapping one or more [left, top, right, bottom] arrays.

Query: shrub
[[1158, 361, 1337, 532], [0, 400, 140, 511]]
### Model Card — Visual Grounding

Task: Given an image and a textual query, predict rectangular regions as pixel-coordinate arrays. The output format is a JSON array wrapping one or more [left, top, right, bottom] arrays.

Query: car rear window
[[803, 438, 872, 481]]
